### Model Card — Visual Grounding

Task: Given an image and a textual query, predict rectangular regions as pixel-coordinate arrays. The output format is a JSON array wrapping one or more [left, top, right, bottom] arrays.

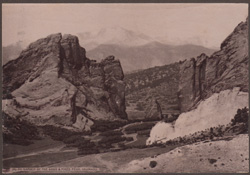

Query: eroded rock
[[3, 33, 127, 131]]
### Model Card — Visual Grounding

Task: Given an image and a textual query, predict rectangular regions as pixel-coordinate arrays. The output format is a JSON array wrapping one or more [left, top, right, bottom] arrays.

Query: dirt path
[[94, 154, 117, 172], [121, 125, 138, 144], [3, 145, 69, 161]]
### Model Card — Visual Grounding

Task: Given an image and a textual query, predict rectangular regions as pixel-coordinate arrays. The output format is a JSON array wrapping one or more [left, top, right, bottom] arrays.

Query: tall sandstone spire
[[3, 33, 127, 131]]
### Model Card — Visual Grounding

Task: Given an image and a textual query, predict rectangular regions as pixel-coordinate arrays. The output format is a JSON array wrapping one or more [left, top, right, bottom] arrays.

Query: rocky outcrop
[[178, 54, 208, 112], [178, 18, 248, 112], [3, 33, 127, 131]]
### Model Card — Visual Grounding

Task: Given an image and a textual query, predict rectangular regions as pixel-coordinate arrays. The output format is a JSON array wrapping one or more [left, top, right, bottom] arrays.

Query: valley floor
[[2, 134, 248, 174]]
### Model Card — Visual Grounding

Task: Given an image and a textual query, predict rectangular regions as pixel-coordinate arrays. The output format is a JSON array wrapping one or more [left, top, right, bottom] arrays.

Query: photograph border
[[1, 0, 250, 175]]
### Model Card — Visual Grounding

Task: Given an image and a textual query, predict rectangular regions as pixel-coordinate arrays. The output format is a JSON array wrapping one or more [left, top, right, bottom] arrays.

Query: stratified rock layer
[[3, 33, 127, 131]]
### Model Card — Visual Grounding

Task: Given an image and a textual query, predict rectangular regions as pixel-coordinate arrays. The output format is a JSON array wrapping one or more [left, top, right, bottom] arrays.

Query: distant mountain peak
[[77, 27, 154, 50]]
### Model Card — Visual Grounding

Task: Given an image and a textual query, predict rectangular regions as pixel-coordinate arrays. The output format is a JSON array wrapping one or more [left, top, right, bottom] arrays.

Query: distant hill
[[87, 42, 216, 73]]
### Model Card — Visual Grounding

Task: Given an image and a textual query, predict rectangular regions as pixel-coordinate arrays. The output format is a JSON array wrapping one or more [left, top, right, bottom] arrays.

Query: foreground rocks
[[3, 33, 127, 131]]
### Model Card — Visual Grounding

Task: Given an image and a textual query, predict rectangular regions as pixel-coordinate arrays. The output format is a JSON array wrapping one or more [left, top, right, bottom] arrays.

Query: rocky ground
[[119, 134, 249, 173]]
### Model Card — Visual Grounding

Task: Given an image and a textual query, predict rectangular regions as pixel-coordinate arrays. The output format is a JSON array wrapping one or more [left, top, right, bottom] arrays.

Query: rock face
[[178, 18, 248, 112], [3, 33, 127, 131]]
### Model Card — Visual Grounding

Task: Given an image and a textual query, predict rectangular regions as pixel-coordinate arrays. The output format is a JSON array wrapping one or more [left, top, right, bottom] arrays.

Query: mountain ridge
[[3, 27, 216, 69], [87, 42, 216, 72]]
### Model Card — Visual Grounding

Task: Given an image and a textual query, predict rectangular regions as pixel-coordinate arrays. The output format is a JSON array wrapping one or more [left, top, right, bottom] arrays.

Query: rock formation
[[178, 18, 248, 112], [125, 17, 248, 118], [146, 18, 249, 145], [3, 33, 127, 131]]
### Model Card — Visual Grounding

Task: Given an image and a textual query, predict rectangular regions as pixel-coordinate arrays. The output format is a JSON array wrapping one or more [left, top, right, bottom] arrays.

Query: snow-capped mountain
[[77, 27, 154, 50], [2, 27, 216, 71]]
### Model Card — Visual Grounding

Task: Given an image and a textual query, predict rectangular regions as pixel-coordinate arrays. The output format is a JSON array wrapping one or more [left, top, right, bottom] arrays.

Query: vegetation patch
[[40, 125, 83, 143], [3, 112, 41, 146]]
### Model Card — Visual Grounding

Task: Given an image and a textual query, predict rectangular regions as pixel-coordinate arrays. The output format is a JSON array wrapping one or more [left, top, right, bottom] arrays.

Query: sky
[[2, 3, 248, 48]]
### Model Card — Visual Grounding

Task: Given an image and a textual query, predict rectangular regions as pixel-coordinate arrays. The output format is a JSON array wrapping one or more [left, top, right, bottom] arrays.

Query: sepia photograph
[[1, 2, 249, 174]]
